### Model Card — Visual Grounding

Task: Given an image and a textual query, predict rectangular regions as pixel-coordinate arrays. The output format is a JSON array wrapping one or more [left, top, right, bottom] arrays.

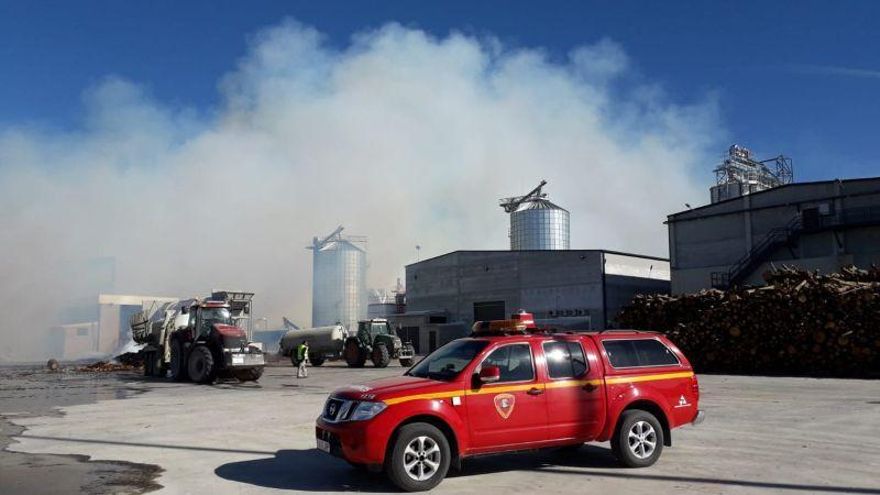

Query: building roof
[[407, 249, 669, 268], [667, 176, 880, 223]]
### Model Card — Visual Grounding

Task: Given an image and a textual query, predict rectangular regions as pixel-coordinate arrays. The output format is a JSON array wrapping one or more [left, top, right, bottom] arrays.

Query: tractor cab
[[356, 319, 393, 342], [194, 303, 234, 338]]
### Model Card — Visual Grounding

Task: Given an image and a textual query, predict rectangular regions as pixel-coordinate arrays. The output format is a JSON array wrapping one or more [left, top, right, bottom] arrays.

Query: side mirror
[[478, 365, 501, 384], [174, 313, 190, 330]]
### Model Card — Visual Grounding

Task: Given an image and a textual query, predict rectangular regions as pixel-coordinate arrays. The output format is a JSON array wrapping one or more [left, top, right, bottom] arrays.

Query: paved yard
[[4, 364, 880, 494]]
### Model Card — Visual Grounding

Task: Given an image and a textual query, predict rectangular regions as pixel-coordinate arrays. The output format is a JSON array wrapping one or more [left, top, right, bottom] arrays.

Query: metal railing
[[714, 205, 880, 289]]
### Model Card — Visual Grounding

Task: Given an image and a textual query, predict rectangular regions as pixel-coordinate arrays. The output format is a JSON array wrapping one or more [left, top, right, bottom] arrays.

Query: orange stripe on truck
[[381, 372, 694, 405]]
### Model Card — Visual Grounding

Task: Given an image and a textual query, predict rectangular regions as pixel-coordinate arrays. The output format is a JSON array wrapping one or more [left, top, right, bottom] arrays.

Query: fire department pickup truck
[[316, 313, 704, 491]]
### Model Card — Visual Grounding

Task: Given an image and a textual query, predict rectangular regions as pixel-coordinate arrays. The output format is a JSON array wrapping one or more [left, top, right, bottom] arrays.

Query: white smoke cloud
[[0, 19, 722, 361]]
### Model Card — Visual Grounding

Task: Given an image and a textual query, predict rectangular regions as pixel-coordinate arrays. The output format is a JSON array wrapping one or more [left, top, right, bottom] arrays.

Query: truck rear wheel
[[188, 345, 216, 384], [345, 339, 366, 368], [386, 422, 450, 492], [371, 343, 390, 368], [399, 358, 414, 367], [233, 367, 264, 382], [170, 340, 188, 382], [611, 410, 664, 468]]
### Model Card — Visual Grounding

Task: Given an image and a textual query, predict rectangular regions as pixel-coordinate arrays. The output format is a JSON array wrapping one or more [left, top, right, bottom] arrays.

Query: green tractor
[[344, 318, 416, 368]]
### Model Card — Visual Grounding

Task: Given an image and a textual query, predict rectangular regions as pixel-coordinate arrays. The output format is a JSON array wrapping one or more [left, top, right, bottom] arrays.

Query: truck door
[[466, 342, 548, 452], [542, 338, 607, 441]]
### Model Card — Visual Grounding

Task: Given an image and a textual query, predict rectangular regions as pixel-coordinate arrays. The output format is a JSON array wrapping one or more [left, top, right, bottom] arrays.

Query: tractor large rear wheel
[[371, 343, 391, 368], [170, 340, 188, 382], [188, 345, 216, 384], [345, 339, 366, 368], [233, 367, 264, 382]]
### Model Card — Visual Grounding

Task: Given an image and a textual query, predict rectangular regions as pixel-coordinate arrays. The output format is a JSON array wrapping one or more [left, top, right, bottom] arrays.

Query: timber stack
[[617, 265, 880, 378]]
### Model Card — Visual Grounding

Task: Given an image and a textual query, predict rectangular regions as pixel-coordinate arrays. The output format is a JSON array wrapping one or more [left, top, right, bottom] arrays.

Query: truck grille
[[323, 398, 357, 423]]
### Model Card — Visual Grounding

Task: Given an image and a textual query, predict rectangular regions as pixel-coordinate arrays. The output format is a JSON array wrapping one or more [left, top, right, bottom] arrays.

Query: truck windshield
[[406, 339, 489, 381]]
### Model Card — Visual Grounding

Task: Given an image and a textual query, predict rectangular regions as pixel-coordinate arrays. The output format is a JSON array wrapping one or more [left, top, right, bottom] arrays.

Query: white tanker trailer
[[278, 324, 348, 366]]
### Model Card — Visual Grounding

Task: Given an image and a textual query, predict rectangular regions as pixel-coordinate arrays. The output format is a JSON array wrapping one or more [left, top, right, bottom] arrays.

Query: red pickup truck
[[316, 314, 704, 491]]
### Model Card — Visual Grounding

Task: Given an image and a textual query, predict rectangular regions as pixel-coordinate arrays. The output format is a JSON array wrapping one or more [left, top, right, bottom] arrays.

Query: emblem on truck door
[[494, 393, 515, 419]]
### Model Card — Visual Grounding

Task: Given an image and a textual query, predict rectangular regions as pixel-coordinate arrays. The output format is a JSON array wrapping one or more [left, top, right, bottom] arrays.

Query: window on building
[[473, 301, 505, 322], [77, 328, 89, 337], [543, 341, 589, 378], [482, 344, 534, 382], [602, 339, 679, 368]]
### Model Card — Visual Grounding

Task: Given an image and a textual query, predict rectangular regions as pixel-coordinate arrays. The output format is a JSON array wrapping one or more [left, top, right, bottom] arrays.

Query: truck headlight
[[349, 401, 387, 421]]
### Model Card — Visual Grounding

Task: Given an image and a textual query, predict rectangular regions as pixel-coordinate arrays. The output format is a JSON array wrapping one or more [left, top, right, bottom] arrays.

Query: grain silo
[[309, 226, 367, 331], [500, 180, 570, 250]]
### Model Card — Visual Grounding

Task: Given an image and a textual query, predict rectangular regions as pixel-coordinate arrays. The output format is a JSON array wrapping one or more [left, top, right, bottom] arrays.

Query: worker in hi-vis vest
[[296, 340, 310, 378]]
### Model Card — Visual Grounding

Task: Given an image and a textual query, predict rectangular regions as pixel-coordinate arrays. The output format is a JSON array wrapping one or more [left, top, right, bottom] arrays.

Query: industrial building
[[394, 250, 670, 354], [382, 181, 668, 354], [309, 226, 367, 331], [668, 145, 880, 293]]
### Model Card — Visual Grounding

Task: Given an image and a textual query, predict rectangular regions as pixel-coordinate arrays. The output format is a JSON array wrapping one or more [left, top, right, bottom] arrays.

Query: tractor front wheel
[[187, 345, 216, 384], [233, 367, 264, 382], [371, 343, 391, 368]]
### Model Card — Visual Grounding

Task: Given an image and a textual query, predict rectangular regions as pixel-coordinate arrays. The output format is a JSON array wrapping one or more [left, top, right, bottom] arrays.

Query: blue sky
[[1, 0, 878, 182]]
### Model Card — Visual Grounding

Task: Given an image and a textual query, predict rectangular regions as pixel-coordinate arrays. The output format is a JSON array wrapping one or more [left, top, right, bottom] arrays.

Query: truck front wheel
[[611, 409, 664, 468], [187, 345, 216, 384], [386, 423, 450, 492], [170, 340, 188, 382]]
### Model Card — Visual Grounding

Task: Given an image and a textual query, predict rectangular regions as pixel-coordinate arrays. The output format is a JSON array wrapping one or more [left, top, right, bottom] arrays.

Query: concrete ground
[[3, 363, 880, 494]]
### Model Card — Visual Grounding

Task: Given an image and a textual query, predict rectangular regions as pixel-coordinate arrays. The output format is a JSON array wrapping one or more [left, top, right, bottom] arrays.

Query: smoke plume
[[0, 20, 722, 361]]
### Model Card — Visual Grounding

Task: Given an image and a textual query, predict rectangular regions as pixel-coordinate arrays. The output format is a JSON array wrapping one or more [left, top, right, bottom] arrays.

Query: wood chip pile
[[617, 265, 880, 377]]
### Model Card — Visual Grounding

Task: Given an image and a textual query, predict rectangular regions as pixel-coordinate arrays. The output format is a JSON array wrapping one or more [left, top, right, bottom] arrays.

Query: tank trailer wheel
[[611, 409, 664, 468], [187, 345, 216, 384], [233, 367, 264, 382], [371, 343, 391, 368], [345, 339, 366, 368], [170, 340, 188, 382], [386, 422, 450, 492], [309, 353, 325, 366], [290, 354, 300, 367], [150, 352, 165, 377], [143, 352, 153, 376]]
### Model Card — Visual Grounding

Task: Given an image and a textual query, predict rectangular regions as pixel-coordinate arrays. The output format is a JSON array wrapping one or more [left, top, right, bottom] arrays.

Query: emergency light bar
[[471, 311, 538, 335]]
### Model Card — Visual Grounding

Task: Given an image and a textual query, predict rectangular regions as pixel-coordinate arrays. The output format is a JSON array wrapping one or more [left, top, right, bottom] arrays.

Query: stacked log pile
[[617, 265, 880, 377]]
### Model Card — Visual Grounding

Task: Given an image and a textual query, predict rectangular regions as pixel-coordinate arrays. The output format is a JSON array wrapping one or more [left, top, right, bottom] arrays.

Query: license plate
[[317, 438, 330, 453], [232, 354, 244, 365]]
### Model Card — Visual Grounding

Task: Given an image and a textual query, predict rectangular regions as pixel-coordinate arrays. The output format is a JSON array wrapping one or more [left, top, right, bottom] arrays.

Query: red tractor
[[133, 293, 265, 384]]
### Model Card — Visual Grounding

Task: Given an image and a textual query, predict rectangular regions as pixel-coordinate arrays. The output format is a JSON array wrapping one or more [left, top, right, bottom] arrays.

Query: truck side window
[[543, 341, 589, 379], [603, 339, 679, 368], [483, 344, 534, 382]]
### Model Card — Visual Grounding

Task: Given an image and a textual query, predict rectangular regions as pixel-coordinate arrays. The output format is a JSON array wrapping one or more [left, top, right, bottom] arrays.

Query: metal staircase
[[715, 215, 803, 289]]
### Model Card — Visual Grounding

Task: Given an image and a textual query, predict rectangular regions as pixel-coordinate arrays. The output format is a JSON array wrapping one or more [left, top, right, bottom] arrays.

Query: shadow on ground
[[214, 449, 394, 492], [215, 444, 880, 494]]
